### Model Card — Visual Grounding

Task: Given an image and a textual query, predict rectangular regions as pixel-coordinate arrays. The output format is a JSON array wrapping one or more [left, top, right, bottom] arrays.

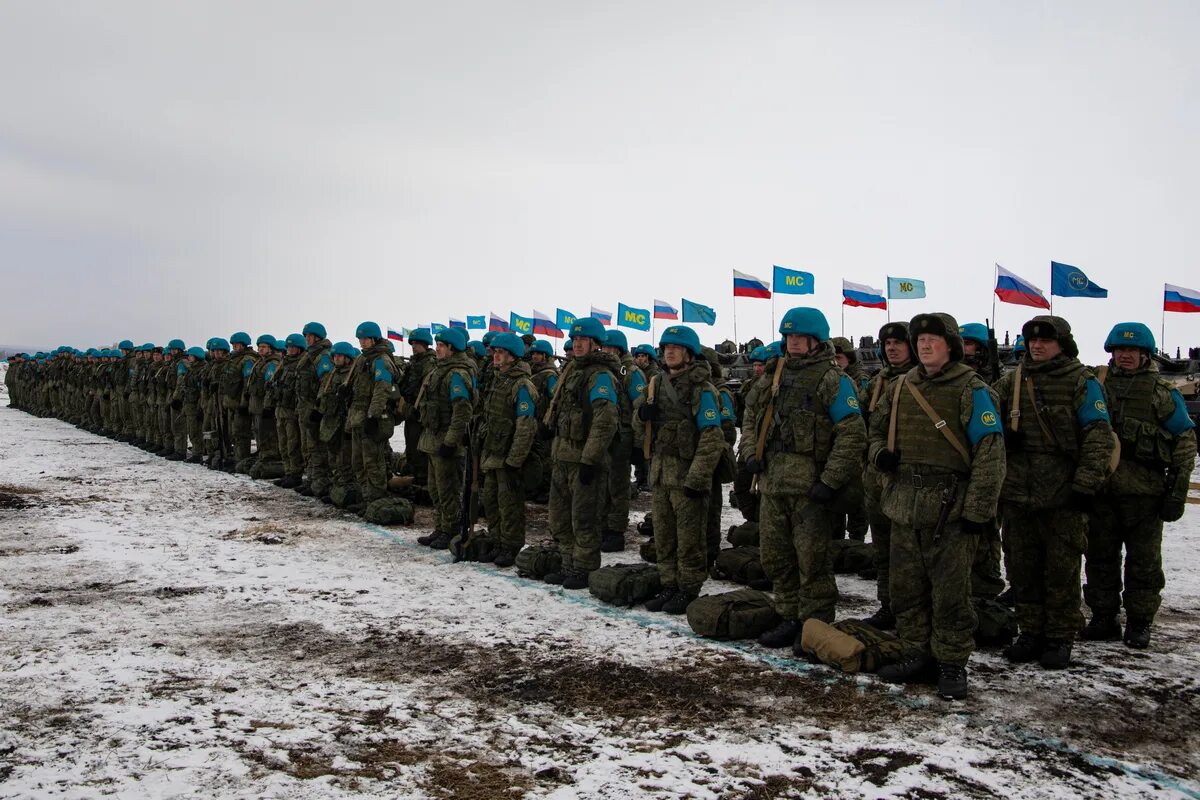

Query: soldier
[[272, 333, 307, 488], [398, 328, 436, 491], [959, 323, 999, 383], [732, 344, 773, 523], [527, 339, 559, 503], [222, 332, 258, 471], [296, 322, 334, 497], [641, 326, 726, 614], [1081, 323, 1196, 648], [247, 335, 284, 479], [171, 347, 207, 462], [741, 308, 865, 648], [830, 336, 870, 542], [993, 315, 1114, 669], [633, 344, 660, 381], [562, 338, 575, 362], [315, 342, 360, 507], [868, 314, 1006, 699], [859, 322, 915, 629], [348, 322, 398, 507], [544, 317, 620, 588], [600, 329, 647, 552], [479, 332, 538, 566], [416, 328, 477, 549], [700, 347, 737, 566]]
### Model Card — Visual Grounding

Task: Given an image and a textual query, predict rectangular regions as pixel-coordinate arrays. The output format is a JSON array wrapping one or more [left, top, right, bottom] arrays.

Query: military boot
[[1124, 619, 1152, 649], [600, 530, 625, 552], [295, 483, 315, 496], [542, 571, 565, 585], [1002, 633, 1044, 663], [1079, 614, 1120, 641], [936, 663, 969, 700], [186, 454, 204, 465], [165, 452, 186, 462], [644, 587, 677, 613], [877, 655, 936, 685], [561, 570, 589, 590], [757, 619, 802, 649], [863, 606, 896, 630], [1039, 639, 1072, 670], [492, 547, 518, 568], [662, 590, 697, 615], [277, 475, 302, 489], [426, 530, 454, 550]]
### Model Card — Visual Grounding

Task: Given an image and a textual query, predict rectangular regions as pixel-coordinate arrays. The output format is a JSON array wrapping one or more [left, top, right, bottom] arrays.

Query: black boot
[[863, 606, 896, 630], [600, 530, 625, 552], [1003, 633, 1044, 663], [757, 619, 802, 649], [426, 530, 453, 550], [877, 655, 936, 685], [492, 548, 518, 568], [936, 662, 969, 700], [1039, 639, 1072, 670], [1079, 614, 1120, 641], [165, 452, 185, 462], [542, 571, 565, 585], [645, 587, 677, 613], [561, 571, 589, 590], [1124, 618, 1152, 649], [662, 590, 697, 615]]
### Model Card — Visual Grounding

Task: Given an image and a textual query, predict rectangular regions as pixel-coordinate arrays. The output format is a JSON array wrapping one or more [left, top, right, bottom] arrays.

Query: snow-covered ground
[[1, 402, 1198, 799]]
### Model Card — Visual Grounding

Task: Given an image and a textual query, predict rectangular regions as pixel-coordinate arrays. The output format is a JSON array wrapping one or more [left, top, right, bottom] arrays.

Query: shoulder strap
[[903, 379, 972, 467], [643, 373, 657, 461], [753, 357, 787, 463], [886, 372, 907, 451], [868, 373, 885, 412], [1009, 364, 1023, 432], [1024, 374, 1055, 444], [1096, 365, 1108, 386]]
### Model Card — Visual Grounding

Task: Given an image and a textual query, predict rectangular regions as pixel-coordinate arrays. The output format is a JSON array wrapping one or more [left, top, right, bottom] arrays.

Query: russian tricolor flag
[[842, 280, 888, 310], [386, 327, 404, 342], [590, 306, 613, 325], [488, 312, 510, 332], [733, 270, 771, 299], [653, 299, 678, 320], [1165, 283, 1200, 313], [994, 265, 1050, 309], [532, 309, 564, 338]]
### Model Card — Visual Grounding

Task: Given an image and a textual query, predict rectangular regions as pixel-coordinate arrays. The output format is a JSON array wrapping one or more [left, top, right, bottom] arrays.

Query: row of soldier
[[5, 309, 1195, 700]]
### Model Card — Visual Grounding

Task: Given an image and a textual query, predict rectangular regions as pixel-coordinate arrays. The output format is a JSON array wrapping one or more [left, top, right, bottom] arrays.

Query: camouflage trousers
[[653, 486, 710, 593], [831, 476, 868, 540], [732, 459, 759, 523], [299, 404, 330, 491], [549, 459, 607, 574], [970, 522, 1006, 600], [890, 520, 979, 666], [604, 429, 633, 534], [867, 495, 892, 610], [404, 416, 428, 487], [1084, 495, 1164, 623], [173, 405, 190, 454], [328, 432, 355, 494], [1002, 505, 1087, 641], [482, 467, 526, 551], [428, 451, 464, 534], [759, 492, 837, 622], [352, 427, 390, 502], [256, 411, 281, 462], [705, 477, 724, 566], [275, 410, 304, 478]]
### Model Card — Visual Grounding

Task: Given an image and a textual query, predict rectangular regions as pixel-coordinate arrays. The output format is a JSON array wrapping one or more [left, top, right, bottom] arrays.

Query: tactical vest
[[553, 355, 620, 446], [1105, 369, 1173, 469], [400, 351, 434, 403], [419, 353, 474, 433], [891, 368, 974, 475], [296, 341, 332, 405], [767, 359, 837, 461], [1011, 359, 1085, 456], [181, 364, 203, 405], [650, 365, 713, 461], [247, 354, 279, 414], [317, 363, 352, 442], [271, 354, 301, 411], [481, 365, 534, 460]]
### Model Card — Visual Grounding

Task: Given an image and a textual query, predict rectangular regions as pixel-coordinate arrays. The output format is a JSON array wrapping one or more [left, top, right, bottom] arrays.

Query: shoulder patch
[[315, 354, 334, 379], [1165, 388, 1197, 435], [547, 374, 558, 398], [241, 358, 254, 379], [515, 384, 535, 417], [628, 371, 646, 403], [589, 371, 616, 405], [176, 362, 188, 377], [264, 362, 278, 382], [449, 370, 471, 402], [373, 356, 393, 383], [719, 387, 736, 421], [1077, 377, 1111, 427], [829, 374, 862, 423], [696, 389, 721, 429], [966, 386, 1002, 446]]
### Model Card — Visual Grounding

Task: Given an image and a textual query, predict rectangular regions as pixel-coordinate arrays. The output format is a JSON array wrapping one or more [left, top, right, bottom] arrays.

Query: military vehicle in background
[[714, 336, 883, 393], [1155, 346, 1200, 425]]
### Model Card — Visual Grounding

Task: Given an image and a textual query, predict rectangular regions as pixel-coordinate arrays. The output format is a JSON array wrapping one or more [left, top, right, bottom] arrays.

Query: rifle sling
[[900, 377, 972, 467]]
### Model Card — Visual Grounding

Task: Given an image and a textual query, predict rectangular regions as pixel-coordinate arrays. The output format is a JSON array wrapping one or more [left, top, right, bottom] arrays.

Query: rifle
[[642, 373, 656, 462], [213, 390, 228, 470], [933, 476, 960, 543], [459, 418, 480, 538], [985, 318, 1002, 384]]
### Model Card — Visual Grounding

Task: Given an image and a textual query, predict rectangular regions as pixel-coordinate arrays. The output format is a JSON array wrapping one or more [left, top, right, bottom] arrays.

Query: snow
[[1, 403, 1198, 798]]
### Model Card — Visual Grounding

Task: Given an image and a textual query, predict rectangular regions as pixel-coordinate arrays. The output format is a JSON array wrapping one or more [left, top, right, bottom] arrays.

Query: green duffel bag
[[973, 596, 1017, 647], [726, 521, 759, 547], [362, 496, 415, 526], [449, 530, 499, 563], [636, 513, 654, 537], [711, 546, 771, 590], [686, 589, 781, 640], [514, 545, 562, 580], [830, 539, 875, 574], [832, 619, 920, 673], [588, 563, 661, 607], [639, 538, 657, 563]]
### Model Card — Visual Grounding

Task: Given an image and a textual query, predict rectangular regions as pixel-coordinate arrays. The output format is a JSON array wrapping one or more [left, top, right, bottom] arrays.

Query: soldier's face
[[435, 342, 452, 360], [1028, 337, 1061, 362], [883, 338, 910, 366], [635, 354, 650, 369], [258, 344, 272, 356], [916, 334, 950, 372], [333, 354, 351, 367], [574, 338, 599, 356], [358, 337, 374, 350], [963, 341, 979, 358], [602, 345, 622, 357], [287, 345, 303, 356], [531, 352, 546, 365], [785, 334, 814, 356], [753, 363, 765, 377], [834, 353, 849, 368], [1111, 346, 1145, 371], [662, 344, 689, 369], [492, 350, 515, 368]]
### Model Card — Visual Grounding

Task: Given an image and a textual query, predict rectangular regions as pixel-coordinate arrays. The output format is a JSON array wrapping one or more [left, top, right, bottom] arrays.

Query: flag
[[467, 315, 486, 330], [1165, 283, 1200, 313], [653, 299, 678, 320], [488, 312, 510, 332], [449, 318, 466, 329], [509, 313, 534, 336], [842, 280, 887, 310], [887, 276, 926, 299], [386, 327, 404, 342], [682, 298, 717, 325], [556, 308, 577, 330], [617, 303, 651, 331], [773, 265, 814, 295], [994, 265, 1050, 309], [590, 305, 613, 325], [733, 269, 771, 299], [1050, 261, 1108, 299], [430, 322, 448, 334], [533, 309, 563, 338]]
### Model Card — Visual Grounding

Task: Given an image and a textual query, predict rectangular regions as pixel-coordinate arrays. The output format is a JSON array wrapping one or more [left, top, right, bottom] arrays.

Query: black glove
[[961, 518, 993, 536], [1005, 429, 1025, 450], [684, 485, 707, 499], [1067, 490, 1095, 513], [363, 417, 380, 437], [309, 409, 323, 424], [873, 449, 900, 473], [630, 449, 645, 467], [336, 384, 352, 403], [437, 443, 456, 458], [1159, 496, 1186, 523], [579, 463, 597, 485], [637, 403, 659, 422], [745, 456, 766, 474], [807, 481, 835, 504], [170, 399, 182, 411]]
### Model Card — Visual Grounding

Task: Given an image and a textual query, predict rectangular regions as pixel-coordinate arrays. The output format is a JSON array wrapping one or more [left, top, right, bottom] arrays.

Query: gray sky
[[2, 1, 1198, 361]]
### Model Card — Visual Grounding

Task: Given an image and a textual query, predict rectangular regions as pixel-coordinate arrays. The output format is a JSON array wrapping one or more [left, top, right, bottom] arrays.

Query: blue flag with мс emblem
[[1050, 261, 1107, 298]]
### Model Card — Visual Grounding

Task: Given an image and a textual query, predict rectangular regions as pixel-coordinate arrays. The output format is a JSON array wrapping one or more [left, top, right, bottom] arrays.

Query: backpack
[[448, 530, 499, 563], [587, 563, 661, 607], [711, 546, 771, 590], [639, 539, 658, 564], [636, 514, 654, 537], [686, 589, 781, 640], [362, 497, 415, 526], [726, 520, 759, 547], [514, 545, 562, 580], [973, 596, 1017, 647], [831, 619, 920, 673], [830, 539, 875, 574]]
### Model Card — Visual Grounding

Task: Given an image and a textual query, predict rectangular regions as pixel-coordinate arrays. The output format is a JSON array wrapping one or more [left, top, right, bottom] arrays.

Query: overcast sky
[[2, 1, 1197, 361]]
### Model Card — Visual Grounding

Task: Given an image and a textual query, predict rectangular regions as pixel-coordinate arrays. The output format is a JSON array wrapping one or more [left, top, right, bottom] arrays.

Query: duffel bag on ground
[[726, 520, 759, 547], [639, 538, 657, 563], [588, 563, 661, 606], [686, 589, 781, 640], [362, 496, 415, 525], [830, 538, 875, 574], [514, 545, 562, 579], [711, 546, 771, 590]]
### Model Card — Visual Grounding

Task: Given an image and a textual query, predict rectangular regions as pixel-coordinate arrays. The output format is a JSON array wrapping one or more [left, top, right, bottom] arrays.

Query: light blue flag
[[617, 302, 651, 331], [430, 322, 448, 334], [466, 315, 486, 330], [555, 308, 577, 330], [887, 276, 926, 299], [773, 265, 815, 295], [682, 298, 717, 325], [509, 313, 534, 336]]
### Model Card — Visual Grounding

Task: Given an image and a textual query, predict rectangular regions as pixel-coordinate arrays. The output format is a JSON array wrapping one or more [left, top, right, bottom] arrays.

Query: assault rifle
[[459, 419, 481, 538], [212, 393, 229, 471]]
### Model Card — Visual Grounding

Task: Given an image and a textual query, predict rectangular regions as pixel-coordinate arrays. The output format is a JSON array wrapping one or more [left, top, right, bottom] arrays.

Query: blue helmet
[[490, 332, 526, 359], [1013, 335, 1026, 355], [355, 321, 383, 340], [230, 331, 252, 346], [186, 346, 207, 360], [210, 338, 231, 352], [481, 330, 499, 346], [163, 339, 183, 352], [659, 325, 702, 356], [118, 339, 134, 351], [272, 337, 286, 351], [569, 317, 606, 343], [1104, 322, 1156, 353], [331, 341, 357, 358], [285, 333, 306, 350], [436, 327, 469, 352], [530, 340, 555, 357], [140, 342, 155, 351], [603, 329, 629, 353], [749, 346, 770, 363], [410, 327, 434, 346], [563, 338, 574, 352], [632, 344, 657, 358], [255, 334, 274, 347], [468, 340, 487, 358], [302, 321, 327, 339], [958, 323, 989, 346], [779, 307, 830, 341], [86, 348, 100, 358]]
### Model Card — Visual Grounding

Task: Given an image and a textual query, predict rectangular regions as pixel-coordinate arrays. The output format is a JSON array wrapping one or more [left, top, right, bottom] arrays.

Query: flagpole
[[841, 303, 845, 337], [1161, 306, 1166, 355], [733, 296, 739, 348], [991, 264, 997, 335]]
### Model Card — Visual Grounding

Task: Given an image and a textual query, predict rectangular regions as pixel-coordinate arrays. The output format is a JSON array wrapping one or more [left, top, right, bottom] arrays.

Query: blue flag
[[555, 308, 577, 331], [430, 322, 447, 334], [509, 312, 534, 336], [773, 265, 815, 295], [617, 303, 651, 331], [682, 298, 717, 325], [466, 315, 486, 330], [1051, 261, 1108, 298], [887, 276, 926, 299]]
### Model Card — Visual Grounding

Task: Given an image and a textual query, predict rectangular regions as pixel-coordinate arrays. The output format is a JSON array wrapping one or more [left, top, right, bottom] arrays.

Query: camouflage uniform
[[247, 350, 283, 478], [734, 370, 769, 522], [296, 339, 334, 493], [417, 350, 477, 535], [703, 353, 737, 564], [271, 351, 305, 483], [831, 337, 870, 541], [480, 360, 538, 554], [399, 347, 435, 487], [527, 358, 559, 501], [348, 342, 398, 502], [221, 348, 259, 466], [316, 358, 356, 504], [604, 352, 646, 540]]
